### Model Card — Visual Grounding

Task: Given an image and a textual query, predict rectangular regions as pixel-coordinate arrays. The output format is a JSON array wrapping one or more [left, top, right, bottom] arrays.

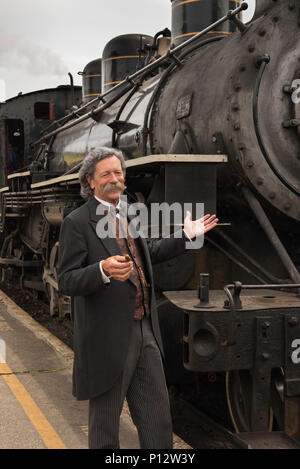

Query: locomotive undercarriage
[[0, 171, 82, 316], [167, 286, 300, 441]]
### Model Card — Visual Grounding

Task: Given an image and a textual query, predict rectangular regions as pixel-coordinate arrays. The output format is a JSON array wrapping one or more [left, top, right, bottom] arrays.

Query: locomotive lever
[[223, 281, 243, 311], [194, 273, 214, 309]]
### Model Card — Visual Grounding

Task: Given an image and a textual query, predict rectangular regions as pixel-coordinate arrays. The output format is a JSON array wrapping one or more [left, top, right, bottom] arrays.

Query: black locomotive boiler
[[0, 0, 300, 443]]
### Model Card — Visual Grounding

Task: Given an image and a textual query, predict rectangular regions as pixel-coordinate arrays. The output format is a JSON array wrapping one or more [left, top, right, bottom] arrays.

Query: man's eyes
[[101, 171, 122, 177]]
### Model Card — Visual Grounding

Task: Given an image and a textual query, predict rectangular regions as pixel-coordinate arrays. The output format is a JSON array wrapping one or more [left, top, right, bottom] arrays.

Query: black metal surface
[[171, 0, 238, 46], [164, 288, 300, 371], [253, 0, 276, 20], [241, 186, 300, 286], [153, 1, 300, 222], [0, 87, 82, 186], [102, 34, 154, 92], [79, 58, 102, 102]]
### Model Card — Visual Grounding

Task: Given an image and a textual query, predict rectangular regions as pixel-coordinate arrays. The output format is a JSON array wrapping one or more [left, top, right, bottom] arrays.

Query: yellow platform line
[[0, 361, 66, 449]]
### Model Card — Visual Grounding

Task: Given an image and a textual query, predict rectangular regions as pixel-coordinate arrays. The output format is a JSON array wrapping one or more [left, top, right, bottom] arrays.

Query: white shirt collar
[[94, 195, 120, 210]]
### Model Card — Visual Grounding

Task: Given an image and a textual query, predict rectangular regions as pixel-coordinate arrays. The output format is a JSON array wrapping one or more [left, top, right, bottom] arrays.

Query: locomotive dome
[[79, 58, 102, 103], [101, 34, 154, 92], [171, 0, 239, 46]]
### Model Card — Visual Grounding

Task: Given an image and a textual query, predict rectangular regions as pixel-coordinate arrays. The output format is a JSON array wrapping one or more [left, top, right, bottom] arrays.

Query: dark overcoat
[[57, 197, 188, 400]]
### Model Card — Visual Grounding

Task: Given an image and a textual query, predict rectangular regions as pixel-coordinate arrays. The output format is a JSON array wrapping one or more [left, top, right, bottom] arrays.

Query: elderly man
[[58, 147, 218, 449]]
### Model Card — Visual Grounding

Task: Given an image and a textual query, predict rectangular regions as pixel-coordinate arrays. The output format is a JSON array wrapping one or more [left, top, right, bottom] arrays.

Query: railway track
[[2, 282, 300, 450]]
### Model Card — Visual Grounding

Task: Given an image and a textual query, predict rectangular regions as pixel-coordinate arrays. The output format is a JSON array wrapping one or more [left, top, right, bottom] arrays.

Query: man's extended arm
[[147, 213, 218, 265]]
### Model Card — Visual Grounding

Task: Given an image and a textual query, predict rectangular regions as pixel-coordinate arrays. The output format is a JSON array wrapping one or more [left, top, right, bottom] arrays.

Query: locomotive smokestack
[[171, 0, 240, 47]]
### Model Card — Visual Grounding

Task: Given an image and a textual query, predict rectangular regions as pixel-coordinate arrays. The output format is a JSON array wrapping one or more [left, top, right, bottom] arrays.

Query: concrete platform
[[0, 290, 190, 449]]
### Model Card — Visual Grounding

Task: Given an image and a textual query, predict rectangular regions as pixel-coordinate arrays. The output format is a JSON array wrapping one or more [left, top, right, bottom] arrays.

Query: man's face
[[87, 156, 125, 206]]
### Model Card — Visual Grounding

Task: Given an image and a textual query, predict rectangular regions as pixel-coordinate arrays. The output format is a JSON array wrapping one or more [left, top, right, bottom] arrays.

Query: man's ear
[[86, 174, 94, 191]]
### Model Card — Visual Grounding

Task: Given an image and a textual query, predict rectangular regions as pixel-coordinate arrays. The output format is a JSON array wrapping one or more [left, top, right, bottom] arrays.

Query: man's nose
[[109, 172, 119, 183]]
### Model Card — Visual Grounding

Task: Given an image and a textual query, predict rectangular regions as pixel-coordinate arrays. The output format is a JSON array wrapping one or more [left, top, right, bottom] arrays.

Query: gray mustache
[[102, 182, 126, 194]]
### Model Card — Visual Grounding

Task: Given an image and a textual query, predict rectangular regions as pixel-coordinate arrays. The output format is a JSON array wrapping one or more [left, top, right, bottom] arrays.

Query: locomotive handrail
[[40, 95, 103, 136], [30, 2, 248, 148]]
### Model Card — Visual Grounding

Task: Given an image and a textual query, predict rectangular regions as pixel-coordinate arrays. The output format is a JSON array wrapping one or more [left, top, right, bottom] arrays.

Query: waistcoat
[[115, 213, 150, 320]]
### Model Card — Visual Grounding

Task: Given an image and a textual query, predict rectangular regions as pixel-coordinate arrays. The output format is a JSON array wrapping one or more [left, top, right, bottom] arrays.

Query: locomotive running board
[[30, 173, 80, 189], [28, 153, 227, 189], [126, 154, 227, 168]]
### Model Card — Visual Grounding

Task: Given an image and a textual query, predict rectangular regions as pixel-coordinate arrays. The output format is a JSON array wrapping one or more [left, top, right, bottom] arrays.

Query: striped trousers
[[88, 316, 173, 449]]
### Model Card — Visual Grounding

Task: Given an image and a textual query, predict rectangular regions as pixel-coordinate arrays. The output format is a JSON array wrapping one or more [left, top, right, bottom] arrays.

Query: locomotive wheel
[[225, 370, 274, 433]]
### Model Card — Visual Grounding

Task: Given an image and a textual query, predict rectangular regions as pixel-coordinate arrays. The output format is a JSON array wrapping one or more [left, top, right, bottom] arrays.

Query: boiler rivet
[[261, 353, 270, 361], [288, 317, 299, 326]]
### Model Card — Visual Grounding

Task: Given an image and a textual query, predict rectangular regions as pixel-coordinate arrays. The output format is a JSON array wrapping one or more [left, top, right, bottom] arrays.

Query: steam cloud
[[0, 33, 68, 77]]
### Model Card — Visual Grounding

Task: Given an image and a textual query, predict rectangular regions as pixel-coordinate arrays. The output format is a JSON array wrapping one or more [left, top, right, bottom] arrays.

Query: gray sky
[[0, 0, 256, 101]]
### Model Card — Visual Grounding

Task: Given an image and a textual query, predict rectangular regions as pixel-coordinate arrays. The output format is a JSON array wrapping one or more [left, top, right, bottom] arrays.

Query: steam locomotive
[[0, 0, 300, 443]]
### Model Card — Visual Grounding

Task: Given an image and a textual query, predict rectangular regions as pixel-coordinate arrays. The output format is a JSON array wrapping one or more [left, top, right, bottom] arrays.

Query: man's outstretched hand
[[184, 212, 218, 240]]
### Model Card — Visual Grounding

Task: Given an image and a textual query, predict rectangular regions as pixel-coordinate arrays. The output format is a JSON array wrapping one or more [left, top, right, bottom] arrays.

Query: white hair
[[78, 146, 126, 200]]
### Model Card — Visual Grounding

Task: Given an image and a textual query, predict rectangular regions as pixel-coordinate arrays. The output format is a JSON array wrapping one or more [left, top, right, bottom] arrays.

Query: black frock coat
[[57, 197, 188, 400]]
